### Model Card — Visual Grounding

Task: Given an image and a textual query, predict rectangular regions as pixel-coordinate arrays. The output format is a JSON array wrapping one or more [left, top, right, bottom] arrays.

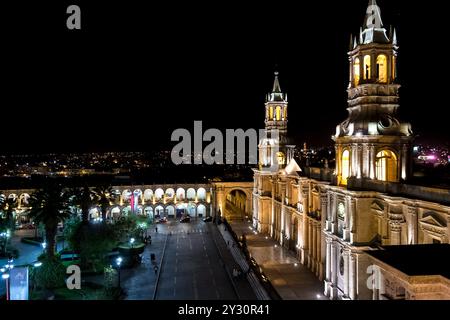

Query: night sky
[[3, 0, 449, 153]]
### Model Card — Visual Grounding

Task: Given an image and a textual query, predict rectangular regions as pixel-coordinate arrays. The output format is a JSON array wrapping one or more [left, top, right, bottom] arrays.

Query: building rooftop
[[366, 245, 450, 279]]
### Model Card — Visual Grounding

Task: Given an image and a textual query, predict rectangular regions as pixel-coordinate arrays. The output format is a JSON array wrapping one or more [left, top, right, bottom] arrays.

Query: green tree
[[69, 185, 95, 224], [0, 195, 18, 231], [28, 183, 71, 258], [92, 185, 116, 221]]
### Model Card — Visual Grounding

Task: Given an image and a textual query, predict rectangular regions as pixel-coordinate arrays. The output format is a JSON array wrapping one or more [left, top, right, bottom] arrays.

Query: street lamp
[[116, 257, 123, 289], [1, 258, 14, 300], [129, 238, 135, 248]]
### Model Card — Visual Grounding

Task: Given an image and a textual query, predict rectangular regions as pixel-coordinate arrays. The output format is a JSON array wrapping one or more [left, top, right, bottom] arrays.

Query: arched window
[[269, 106, 274, 120], [283, 107, 287, 120], [376, 150, 398, 182], [341, 150, 350, 186], [364, 55, 371, 80], [275, 106, 281, 121], [276, 152, 285, 165], [376, 55, 387, 83], [354, 58, 360, 86]]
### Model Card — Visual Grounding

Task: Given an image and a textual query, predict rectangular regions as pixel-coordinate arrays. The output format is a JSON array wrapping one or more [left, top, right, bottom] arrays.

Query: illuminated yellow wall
[[354, 58, 360, 86], [377, 55, 387, 83], [341, 150, 350, 185], [277, 152, 285, 165], [269, 106, 274, 120], [276, 106, 281, 121]]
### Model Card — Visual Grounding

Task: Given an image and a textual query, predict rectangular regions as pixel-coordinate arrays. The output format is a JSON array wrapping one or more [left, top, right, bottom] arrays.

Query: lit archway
[[122, 190, 132, 203], [376, 150, 398, 182], [166, 205, 175, 219], [155, 188, 164, 201], [144, 189, 153, 202], [176, 188, 185, 201], [341, 150, 350, 186], [364, 55, 371, 80], [275, 106, 281, 121], [144, 206, 154, 219], [377, 54, 387, 83], [354, 57, 360, 86], [197, 204, 206, 218], [197, 188, 206, 201], [165, 188, 175, 200], [155, 205, 164, 218], [186, 188, 196, 200], [111, 207, 121, 219]]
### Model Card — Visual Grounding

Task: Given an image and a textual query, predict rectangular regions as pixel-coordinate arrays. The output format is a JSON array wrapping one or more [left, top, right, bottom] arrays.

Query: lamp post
[[129, 238, 135, 249], [116, 257, 122, 289], [1, 258, 14, 300]]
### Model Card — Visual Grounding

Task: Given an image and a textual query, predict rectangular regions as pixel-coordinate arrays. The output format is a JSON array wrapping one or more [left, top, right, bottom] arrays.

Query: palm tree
[[28, 184, 71, 258], [0, 196, 18, 230], [69, 185, 95, 224], [92, 185, 116, 221]]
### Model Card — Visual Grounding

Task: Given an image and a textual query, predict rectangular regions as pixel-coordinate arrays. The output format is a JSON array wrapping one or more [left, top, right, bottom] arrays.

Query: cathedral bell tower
[[259, 71, 295, 172], [334, 0, 414, 187]]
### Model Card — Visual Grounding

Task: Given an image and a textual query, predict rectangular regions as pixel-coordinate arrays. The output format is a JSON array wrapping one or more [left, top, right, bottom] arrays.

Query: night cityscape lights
[[0, 0, 449, 309]]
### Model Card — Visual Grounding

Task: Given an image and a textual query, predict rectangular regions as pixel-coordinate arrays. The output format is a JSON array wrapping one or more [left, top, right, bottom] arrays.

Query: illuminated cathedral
[[252, 0, 450, 300]]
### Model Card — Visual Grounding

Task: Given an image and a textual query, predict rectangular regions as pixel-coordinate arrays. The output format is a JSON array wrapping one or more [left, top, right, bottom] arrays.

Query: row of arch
[[353, 54, 396, 86], [89, 203, 209, 220], [266, 105, 287, 122], [0, 193, 30, 207], [116, 187, 208, 203], [341, 149, 398, 185]]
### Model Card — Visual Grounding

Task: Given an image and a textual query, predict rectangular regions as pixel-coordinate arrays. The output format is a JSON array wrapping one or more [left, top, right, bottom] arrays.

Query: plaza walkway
[[227, 220, 326, 300]]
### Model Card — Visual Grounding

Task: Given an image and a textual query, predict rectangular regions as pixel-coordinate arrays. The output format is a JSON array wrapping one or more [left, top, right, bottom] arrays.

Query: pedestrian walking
[[154, 265, 158, 274], [155, 226, 158, 233]]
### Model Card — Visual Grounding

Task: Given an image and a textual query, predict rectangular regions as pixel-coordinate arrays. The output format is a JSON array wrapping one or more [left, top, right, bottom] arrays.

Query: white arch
[[144, 206, 154, 218], [176, 188, 186, 200], [165, 188, 175, 199], [155, 205, 164, 217], [89, 207, 100, 219], [144, 189, 154, 201], [111, 207, 121, 219], [8, 194, 17, 201], [19, 193, 30, 206], [166, 205, 175, 218], [122, 189, 132, 202], [197, 188, 206, 201], [186, 188, 196, 200], [197, 204, 206, 217], [155, 188, 164, 200], [187, 203, 196, 216]]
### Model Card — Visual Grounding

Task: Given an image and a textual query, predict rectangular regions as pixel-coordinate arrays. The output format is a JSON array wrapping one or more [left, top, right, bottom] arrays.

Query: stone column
[[369, 144, 376, 180], [308, 219, 313, 268], [330, 240, 338, 299], [349, 253, 357, 300], [390, 223, 402, 245], [343, 249, 350, 298], [316, 223, 322, 278], [325, 238, 332, 282]]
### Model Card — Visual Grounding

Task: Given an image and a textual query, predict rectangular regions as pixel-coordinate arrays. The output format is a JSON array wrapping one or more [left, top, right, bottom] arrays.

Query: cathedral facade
[[252, 0, 450, 300]]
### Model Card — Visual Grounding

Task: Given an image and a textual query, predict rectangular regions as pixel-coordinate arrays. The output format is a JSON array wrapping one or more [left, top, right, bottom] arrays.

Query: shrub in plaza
[[31, 256, 66, 289], [68, 222, 118, 272]]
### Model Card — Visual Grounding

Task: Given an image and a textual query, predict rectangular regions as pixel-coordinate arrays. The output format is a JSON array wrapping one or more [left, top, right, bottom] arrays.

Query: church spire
[[361, 0, 389, 44], [267, 71, 287, 102], [272, 71, 282, 93], [364, 0, 383, 30]]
